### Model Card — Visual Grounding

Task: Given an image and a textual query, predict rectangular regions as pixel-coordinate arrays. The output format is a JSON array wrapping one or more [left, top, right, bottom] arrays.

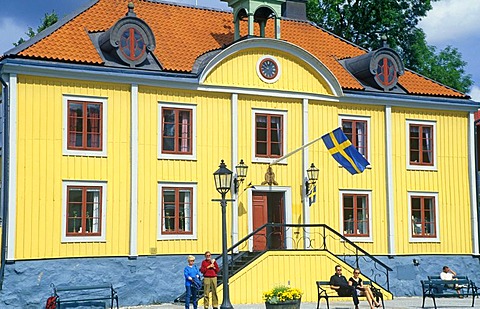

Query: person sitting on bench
[[349, 268, 382, 308], [440, 265, 464, 297], [329, 265, 359, 309]]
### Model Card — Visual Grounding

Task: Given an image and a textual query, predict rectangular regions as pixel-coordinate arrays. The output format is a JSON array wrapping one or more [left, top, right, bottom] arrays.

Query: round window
[[119, 27, 146, 61]]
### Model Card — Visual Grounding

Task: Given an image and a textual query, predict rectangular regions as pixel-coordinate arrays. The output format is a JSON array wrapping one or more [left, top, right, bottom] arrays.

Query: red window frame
[[342, 119, 368, 158], [342, 193, 369, 237], [66, 186, 102, 237], [161, 187, 193, 235], [161, 107, 192, 155], [255, 113, 283, 158], [411, 196, 436, 238], [409, 124, 434, 166], [67, 100, 103, 151]]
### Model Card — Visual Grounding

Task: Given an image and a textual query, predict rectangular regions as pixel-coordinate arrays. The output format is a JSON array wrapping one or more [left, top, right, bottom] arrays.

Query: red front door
[[252, 192, 285, 251]]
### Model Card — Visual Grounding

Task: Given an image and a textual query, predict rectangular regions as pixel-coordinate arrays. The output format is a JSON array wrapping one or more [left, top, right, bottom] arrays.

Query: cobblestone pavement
[[121, 296, 477, 309]]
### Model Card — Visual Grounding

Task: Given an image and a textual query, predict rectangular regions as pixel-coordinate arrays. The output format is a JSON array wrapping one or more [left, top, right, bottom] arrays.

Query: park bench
[[51, 283, 119, 308], [421, 277, 478, 309], [316, 280, 385, 309]]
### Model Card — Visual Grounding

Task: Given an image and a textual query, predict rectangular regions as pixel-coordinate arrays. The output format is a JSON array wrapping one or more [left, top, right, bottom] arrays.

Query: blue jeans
[[185, 285, 198, 309]]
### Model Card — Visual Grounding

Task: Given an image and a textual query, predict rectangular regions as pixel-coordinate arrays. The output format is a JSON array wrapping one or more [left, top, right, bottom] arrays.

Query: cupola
[[222, 0, 286, 40]]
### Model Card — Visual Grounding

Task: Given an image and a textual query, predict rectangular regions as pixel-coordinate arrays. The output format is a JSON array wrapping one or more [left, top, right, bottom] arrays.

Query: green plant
[[262, 285, 302, 304]]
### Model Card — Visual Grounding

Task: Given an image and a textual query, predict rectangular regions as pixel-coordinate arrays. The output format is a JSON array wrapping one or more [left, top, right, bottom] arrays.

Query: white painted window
[[252, 109, 287, 164], [158, 182, 197, 240], [158, 102, 196, 160], [63, 95, 107, 157], [339, 190, 372, 242], [62, 181, 107, 243], [408, 191, 440, 242], [406, 119, 437, 170]]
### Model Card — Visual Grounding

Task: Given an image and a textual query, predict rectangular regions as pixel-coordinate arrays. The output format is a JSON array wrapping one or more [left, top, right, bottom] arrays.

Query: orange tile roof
[[13, 0, 466, 98]]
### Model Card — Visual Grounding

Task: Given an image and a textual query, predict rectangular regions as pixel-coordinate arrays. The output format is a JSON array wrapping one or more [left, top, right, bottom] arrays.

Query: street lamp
[[213, 160, 234, 309], [305, 163, 319, 195], [233, 159, 248, 194]]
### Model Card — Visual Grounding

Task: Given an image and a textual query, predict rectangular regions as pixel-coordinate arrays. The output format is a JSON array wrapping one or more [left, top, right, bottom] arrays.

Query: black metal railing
[[222, 223, 392, 291]]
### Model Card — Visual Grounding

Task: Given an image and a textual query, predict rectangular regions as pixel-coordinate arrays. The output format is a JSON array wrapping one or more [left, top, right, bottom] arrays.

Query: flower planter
[[265, 298, 301, 309]]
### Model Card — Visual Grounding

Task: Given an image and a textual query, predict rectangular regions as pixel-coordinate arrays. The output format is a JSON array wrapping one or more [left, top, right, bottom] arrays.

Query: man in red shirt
[[200, 251, 220, 309]]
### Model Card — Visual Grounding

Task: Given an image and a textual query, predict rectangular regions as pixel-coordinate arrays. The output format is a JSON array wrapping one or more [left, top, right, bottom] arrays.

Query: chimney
[[282, 0, 308, 21]]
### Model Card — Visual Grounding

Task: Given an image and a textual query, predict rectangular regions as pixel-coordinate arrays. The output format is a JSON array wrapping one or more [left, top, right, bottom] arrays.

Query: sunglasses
[[354, 272, 360, 274], [206, 254, 211, 257]]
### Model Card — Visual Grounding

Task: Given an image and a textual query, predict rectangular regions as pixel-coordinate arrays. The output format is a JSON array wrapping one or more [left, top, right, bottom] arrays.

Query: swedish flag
[[308, 185, 316, 206], [322, 128, 370, 175]]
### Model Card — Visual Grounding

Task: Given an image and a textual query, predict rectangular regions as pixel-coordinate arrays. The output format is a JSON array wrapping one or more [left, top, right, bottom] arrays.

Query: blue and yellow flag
[[308, 185, 316, 206], [322, 128, 370, 175]]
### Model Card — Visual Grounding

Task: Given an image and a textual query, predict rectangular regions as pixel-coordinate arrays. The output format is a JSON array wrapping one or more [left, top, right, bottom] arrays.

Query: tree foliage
[[14, 12, 58, 47], [306, 0, 473, 93]]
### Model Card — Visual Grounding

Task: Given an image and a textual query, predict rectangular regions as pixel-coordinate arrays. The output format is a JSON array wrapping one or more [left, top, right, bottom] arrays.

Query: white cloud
[[419, 0, 480, 44], [470, 85, 480, 102], [0, 17, 27, 54]]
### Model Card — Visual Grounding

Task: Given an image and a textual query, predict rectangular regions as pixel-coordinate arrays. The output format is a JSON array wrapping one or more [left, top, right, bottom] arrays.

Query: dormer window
[[343, 47, 405, 92], [119, 27, 147, 62], [97, 3, 156, 68], [375, 56, 396, 89]]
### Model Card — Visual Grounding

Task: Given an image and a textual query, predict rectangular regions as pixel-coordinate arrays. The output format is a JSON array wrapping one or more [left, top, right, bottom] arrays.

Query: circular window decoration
[[374, 56, 397, 89], [119, 27, 146, 62], [256, 56, 281, 83]]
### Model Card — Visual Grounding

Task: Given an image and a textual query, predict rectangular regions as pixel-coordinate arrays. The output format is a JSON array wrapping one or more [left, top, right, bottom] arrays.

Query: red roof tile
[[15, 0, 466, 98]]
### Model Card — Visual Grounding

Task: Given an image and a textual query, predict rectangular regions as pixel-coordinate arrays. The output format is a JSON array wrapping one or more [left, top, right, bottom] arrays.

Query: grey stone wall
[[0, 254, 479, 308]]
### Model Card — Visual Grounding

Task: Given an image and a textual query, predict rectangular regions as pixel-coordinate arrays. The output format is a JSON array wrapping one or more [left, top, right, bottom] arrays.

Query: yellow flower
[[263, 285, 303, 304]]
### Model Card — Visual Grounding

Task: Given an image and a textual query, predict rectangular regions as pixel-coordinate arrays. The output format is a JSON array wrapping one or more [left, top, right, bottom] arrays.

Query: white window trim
[[62, 95, 108, 157], [61, 181, 107, 243], [338, 114, 371, 163], [251, 109, 288, 164], [158, 102, 197, 160], [339, 190, 373, 242], [158, 182, 197, 240], [408, 191, 440, 243], [406, 119, 437, 171]]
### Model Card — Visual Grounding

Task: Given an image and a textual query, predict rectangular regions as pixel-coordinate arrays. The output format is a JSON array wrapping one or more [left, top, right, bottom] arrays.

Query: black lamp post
[[213, 160, 234, 309]]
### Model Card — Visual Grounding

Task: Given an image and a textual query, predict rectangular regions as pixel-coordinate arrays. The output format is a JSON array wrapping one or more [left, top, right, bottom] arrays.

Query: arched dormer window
[[98, 3, 156, 68]]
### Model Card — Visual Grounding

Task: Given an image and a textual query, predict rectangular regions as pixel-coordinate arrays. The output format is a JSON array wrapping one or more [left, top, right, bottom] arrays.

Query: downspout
[[474, 117, 480, 255], [0, 73, 9, 289], [469, 112, 479, 255]]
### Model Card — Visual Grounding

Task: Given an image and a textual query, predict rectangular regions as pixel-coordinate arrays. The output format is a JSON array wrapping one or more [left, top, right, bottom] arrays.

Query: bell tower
[[222, 0, 286, 40]]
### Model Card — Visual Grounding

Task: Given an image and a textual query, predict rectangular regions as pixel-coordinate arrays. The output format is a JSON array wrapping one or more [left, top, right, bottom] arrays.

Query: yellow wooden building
[[0, 0, 479, 307]]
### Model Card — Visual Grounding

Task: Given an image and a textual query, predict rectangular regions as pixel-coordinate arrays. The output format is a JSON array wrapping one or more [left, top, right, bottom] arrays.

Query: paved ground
[[121, 296, 477, 309]]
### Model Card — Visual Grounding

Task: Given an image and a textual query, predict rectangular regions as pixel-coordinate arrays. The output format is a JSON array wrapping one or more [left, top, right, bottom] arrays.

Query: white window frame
[[158, 102, 197, 160], [62, 181, 107, 243], [406, 119, 437, 171], [158, 182, 197, 240], [408, 191, 440, 243], [339, 190, 373, 242], [339, 114, 371, 162], [62, 95, 108, 157], [251, 109, 288, 164]]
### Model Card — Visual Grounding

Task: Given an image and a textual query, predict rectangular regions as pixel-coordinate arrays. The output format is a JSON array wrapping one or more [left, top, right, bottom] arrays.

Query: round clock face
[[259, 58, 279, 80]]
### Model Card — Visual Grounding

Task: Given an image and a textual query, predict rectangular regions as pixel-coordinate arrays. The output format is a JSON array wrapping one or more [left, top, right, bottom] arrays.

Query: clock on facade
[[257, 56, 281, 83]]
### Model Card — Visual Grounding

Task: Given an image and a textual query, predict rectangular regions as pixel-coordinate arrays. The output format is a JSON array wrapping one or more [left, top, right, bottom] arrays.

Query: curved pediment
[[197, 38, 343, 97]]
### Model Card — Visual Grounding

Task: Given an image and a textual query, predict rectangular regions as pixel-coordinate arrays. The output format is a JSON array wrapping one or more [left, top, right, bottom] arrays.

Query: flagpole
[[270, 134, 327, 166]]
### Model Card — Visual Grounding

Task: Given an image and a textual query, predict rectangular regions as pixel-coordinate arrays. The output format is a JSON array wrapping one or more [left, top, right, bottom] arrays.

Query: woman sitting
[[348, 268, 382, 308]]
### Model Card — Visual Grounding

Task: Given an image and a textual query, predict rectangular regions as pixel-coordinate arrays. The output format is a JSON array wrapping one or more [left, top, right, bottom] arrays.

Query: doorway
[[252, 191, 285, 251]]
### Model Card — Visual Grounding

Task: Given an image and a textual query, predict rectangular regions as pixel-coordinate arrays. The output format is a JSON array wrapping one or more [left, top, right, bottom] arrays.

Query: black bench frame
[[316, 280, 385, 309], [421, 277, 477, 309], [52, 283, 119, 309]]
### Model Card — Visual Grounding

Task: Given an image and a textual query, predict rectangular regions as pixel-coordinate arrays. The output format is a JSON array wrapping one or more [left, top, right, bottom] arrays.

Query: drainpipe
[[475, 118, 480, 255], [0, 73, 9, 289]]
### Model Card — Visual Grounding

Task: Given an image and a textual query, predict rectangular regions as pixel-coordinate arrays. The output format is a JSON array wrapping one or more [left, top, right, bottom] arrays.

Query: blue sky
[[0, 0, 478, 101]]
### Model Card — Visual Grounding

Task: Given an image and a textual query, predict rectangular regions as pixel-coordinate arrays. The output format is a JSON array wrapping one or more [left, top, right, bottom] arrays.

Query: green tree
[[306, 0, 473, 93], [14, 12, 58, 46]]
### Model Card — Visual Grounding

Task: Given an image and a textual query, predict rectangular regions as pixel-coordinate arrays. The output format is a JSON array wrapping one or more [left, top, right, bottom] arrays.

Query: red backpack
[[45, 296, 57, 309]]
